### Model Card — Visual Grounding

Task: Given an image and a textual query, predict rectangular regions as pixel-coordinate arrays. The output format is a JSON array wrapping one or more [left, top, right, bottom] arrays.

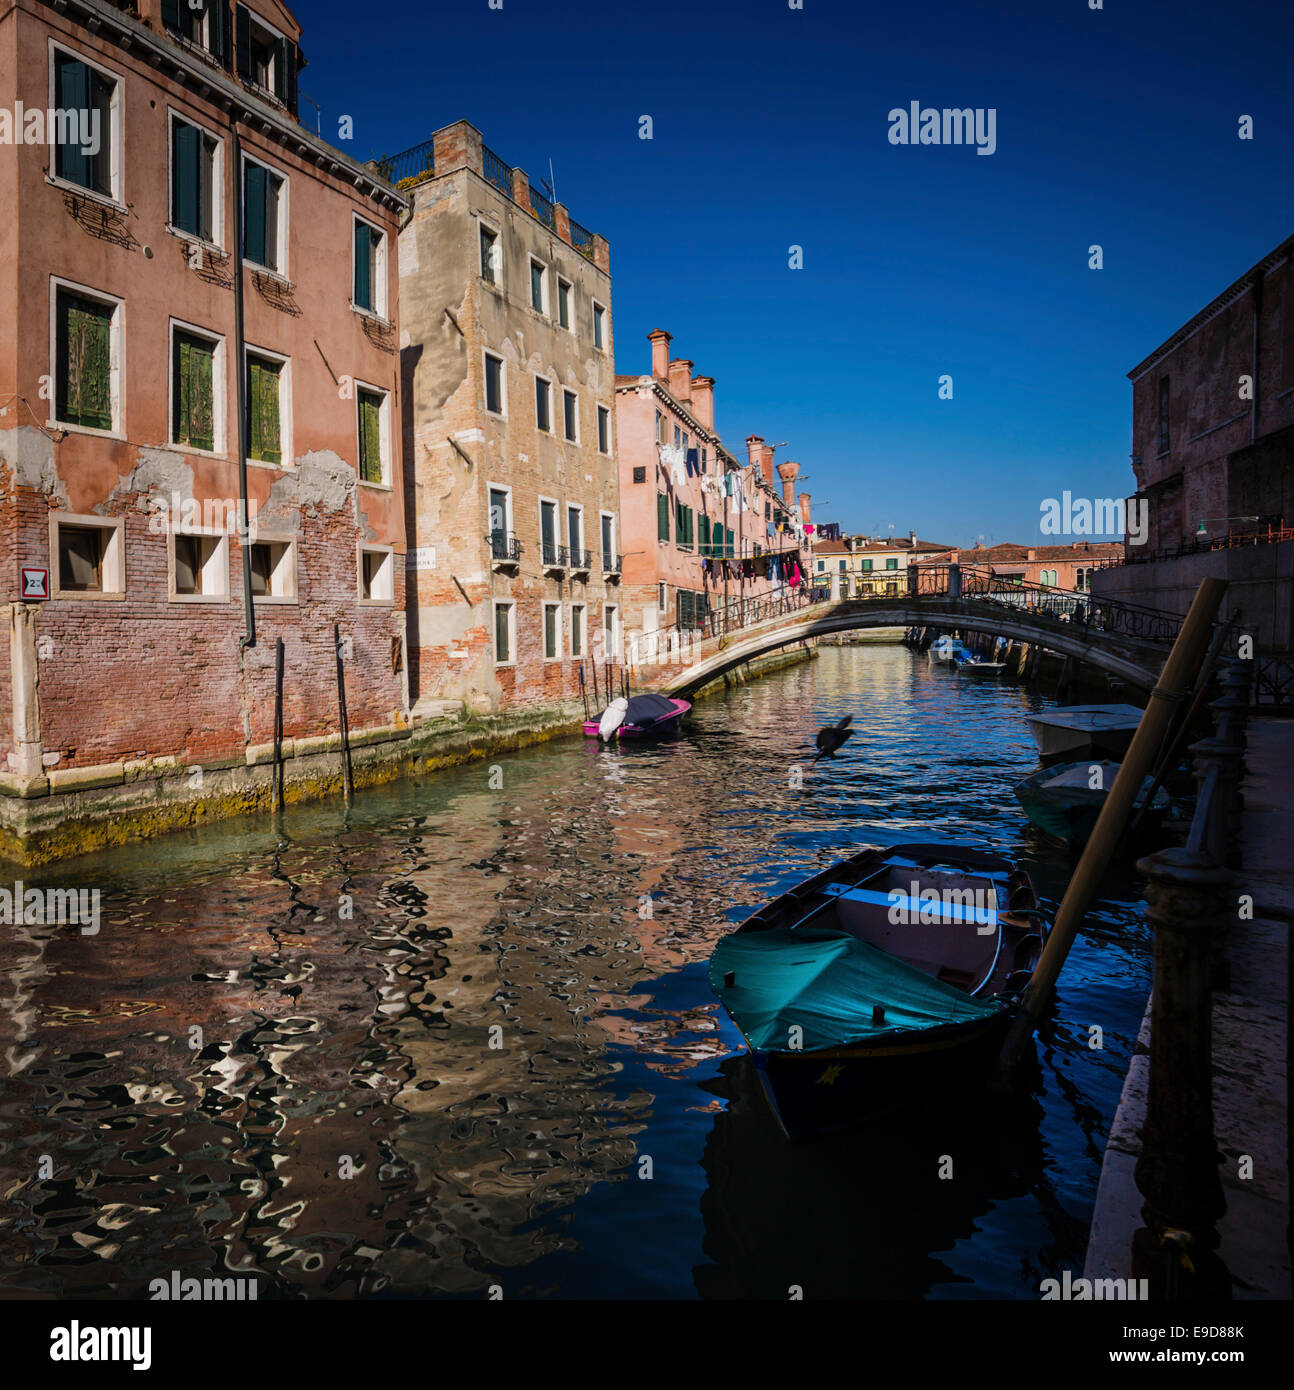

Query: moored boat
[[954, 650, 1006, 675], [709, 843, 1047, 1141], [1013, 759, 1171, 850], [1026, 703, 1144, 763], [583, 692, 691, 740], [927, 635, 965, 664]]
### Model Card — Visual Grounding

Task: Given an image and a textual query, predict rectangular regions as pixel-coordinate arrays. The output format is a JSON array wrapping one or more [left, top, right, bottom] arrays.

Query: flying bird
[[813, 715, 854, 761]]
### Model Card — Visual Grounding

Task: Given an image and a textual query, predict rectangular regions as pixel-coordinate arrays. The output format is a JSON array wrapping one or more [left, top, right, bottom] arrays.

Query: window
[[488, 485, 513, 558], [700, 446, 707, 472], [601, 513, 615, 568], [657, 492, 670, 542], [673, 424, 681, 449], [171, 530, 228, 601], [658, 582, 667, 611], [567, 504, 583, 560], [357, 386, 389, 485], [484, 351, 505, 415], [655, 409, 667, 444], [243, 157, 286, 273], [563, 389, 578, 442], [817, 560, 825, 572], [479, 222, 499, 283], [494, 601, 514, 665], [1040, 569, 1057, 588], [839, 560, 847, 572], [535, 376, 552, 432], [236, 5, 296, 108], [529, 259, 547, 314], [353, 217, 387, 317], [170, 115, 220, 244], [570, 603, 586, 657], [163, 0, 230, 60], [539, 498, 560, 566], [51, 48, 119, 201], [543, 602, 562, 660], [171, 324, 223, 453], [52, 516, 124, 597], [53, 285, 120, 433], [885, 557, 898, 570], [598, 406, 610, 455], [674, 501, 694, 549], [557, 278, 572, 330], [592, 302, 606, 350], [248, 538, 296, 599], [245, 350, 287, 466], [861, 558, 873, 572], [699, 514, 712, 557], [1158, 376, 1170, 454], [604, 604, 618, 660], [359, 545, 394, 603]]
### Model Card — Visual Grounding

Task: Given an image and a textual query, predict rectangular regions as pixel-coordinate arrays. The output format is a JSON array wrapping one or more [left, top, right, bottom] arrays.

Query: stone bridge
[[641, 572, 1181, 698]]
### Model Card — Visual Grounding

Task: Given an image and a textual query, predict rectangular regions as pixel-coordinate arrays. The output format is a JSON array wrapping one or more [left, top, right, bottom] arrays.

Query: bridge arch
[[653, 599, 1169, 698]]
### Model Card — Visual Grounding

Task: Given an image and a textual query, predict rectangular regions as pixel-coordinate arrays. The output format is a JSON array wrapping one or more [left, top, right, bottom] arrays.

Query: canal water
[[0, 644, 1151, 1300]]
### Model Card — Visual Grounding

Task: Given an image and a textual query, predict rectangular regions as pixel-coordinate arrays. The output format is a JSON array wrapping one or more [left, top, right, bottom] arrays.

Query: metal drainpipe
[[231, 120, 255, 650], [1250, 271, 1262, 446]]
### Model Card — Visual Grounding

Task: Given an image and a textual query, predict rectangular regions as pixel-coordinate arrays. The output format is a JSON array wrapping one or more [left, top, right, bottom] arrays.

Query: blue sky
[[298, 0, 1294, 547]]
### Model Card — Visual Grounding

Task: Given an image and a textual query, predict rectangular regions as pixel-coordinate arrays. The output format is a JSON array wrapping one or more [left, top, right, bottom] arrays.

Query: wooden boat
[[1026, 703, 1144, 763], [709, 843, 1047, 1141], [583, 692, 690, 740], [926, 635, 964, 665], [1014, 759, 1170, 850], [954, 651, 1006, 675]]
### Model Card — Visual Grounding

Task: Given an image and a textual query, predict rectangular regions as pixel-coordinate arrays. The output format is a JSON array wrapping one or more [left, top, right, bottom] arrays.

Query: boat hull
[[752, 1010, 1013, 1142], [582, 697, 690, 740]]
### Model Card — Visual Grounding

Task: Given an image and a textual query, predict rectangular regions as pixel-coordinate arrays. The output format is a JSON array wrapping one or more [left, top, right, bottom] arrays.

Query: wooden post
[[1131, 845, 1231, 1299], [333, 623, 354, 801], [272, 636, 285, 812], [999, 577, 1227, 1068]]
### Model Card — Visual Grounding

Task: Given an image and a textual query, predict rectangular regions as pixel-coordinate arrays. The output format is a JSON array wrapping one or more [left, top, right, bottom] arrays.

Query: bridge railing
[[629, 581, 822, 666]]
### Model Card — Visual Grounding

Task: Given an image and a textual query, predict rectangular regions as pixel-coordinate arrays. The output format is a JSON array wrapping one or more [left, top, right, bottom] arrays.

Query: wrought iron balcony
[[568, 547, 592, 573], [602, 552, 622, 576], [541, 540, 568, 572], [488, 530, 522, 567]]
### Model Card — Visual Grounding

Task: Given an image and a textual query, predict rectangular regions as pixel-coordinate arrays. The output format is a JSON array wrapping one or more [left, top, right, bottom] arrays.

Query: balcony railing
[[541, 540, 568, 570], [529, 186, 556, 231], [489, 530, 522, 564], [602, 552, 622, 573], [569, 219, 596, 262], [376, 138, 435, 191], [568, 546, 592, 572], [482, 145, 512, 196]]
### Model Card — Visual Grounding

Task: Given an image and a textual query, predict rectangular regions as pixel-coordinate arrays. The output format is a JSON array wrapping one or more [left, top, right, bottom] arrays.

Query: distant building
[[615, 336, 811, 643], [943, 542, 1123, 592], [1093, 233, 1294, 649], [396, 120, 618, 715], [813, 532, 954, 596]]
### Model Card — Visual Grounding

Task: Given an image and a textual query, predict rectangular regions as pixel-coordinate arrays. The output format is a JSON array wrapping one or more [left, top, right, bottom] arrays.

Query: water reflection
[[0, 646, 1149, 1299]]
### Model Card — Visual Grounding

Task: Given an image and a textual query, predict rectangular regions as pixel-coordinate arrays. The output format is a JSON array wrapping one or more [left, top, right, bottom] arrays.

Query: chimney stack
[[667, 359, 694, 406], [690, 375, 715, 431], [908, 529, 916, 547], [648, 329, 672, 381], [799, 493, 812, 525], [746, 434, 764, 471], [760, 444, 776, 486], [776, 459, 800, 507]]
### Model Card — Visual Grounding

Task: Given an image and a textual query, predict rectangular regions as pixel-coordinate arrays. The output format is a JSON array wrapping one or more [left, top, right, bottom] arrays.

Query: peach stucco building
[[615, 330, 813, 646], [0, 0, 408, 852]]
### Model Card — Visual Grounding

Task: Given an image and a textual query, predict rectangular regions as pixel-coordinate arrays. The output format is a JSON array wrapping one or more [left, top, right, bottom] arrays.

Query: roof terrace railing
[[482, 145, 512, 196], [376, 138, 435, 191], [529, 185, 556, 231]]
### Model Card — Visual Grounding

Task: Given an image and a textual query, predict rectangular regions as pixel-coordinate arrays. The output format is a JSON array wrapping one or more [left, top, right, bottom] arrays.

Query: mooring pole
[[273, 636, 285, 812], [998, 577, 1228, 1071], [579, 663, 589, 720], [333, 623, 354, 802]]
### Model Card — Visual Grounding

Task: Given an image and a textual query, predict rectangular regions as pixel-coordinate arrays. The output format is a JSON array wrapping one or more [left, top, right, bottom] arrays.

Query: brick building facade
[[396, 120, 619, 716], [0, 0, 408, 812]]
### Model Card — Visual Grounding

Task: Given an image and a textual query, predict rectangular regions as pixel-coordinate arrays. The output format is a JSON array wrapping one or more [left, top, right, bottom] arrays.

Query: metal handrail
[[482, 145, 511, 195], [488, 530, 522, 562]]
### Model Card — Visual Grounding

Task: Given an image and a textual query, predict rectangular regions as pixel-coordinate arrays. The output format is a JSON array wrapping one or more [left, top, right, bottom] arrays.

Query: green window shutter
[[174, 333, 215, 451], [359, 393, 382, 483], [657, 493, 669, 542], [173, 120, 200, 236], [55, 58, 89, 189], [162, 0, 181, 28], [679, 590, 693, 628], [248, 359, 280, 463], [353, 221, 372, 310], [244, 162, 267, 264], [699, 514, 711, 556], [58, 295, 112, 430]]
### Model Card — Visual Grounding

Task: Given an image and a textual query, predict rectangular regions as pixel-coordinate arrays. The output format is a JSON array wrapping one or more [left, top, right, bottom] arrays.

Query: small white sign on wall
[[407, 547, 437, 571], [21, 566, 49, 600]]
